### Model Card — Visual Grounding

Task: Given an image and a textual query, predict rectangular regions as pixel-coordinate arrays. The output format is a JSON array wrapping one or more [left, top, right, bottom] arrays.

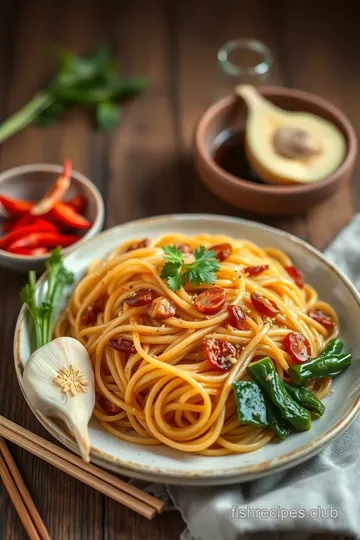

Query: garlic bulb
[[23, 337, 95, 462]]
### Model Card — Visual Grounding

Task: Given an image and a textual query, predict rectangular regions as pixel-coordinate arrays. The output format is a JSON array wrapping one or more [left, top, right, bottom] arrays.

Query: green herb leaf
[[20, 249, 74, 350], [35, 101, 65, 127], [167, 272, 185, 292], [0, 44, 147, 144], [162, 245, 184, 265], [184, 267, 217, 287], [112, 77, 148, 100], [96, 102, 122, 130], [161, 244, 220, 291]]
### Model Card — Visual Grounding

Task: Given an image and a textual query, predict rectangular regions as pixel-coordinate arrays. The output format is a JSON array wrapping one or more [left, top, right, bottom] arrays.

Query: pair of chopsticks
[[0, 436, 50, 539], [0, 416, 164, 536]]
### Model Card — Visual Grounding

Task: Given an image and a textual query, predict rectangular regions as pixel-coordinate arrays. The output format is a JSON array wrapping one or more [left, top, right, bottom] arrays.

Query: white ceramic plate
[[14, 214, 360, 486]]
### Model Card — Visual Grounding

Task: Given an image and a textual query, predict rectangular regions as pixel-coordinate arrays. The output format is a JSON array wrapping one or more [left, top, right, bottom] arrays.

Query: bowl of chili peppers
[[0, 160, 104, 271]]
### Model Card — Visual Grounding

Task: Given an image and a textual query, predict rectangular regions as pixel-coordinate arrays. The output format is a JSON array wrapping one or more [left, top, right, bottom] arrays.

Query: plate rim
[[13, 213, 360, 485]]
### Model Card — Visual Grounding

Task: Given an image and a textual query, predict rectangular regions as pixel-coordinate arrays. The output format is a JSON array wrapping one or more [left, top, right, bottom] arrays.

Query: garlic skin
[[23, 337, 95, 462]]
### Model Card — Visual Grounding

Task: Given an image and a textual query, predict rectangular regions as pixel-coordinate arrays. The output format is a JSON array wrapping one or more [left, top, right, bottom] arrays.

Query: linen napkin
[[164, 215, 360, 540]]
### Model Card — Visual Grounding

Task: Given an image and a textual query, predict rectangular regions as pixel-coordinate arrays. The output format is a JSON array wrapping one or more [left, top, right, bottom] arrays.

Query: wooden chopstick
[[0, 437, 50, 540], [0, 422, 156, 519], [0, 451, 41, 540], [0, 417, 163, 513], [0, 416, 164, 519]]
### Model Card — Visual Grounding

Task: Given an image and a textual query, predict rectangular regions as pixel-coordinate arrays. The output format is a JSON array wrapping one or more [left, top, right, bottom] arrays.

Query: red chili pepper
[[7, 246, 48, 256], [50, 203, 91, 230], [0, 220, 58, 250], [66, 195, 87, 214], [12, 213, 37, 230], [0, 195, 34, 217], [2, 219, 17, 233], [9, 232, 80, 250], [31, 160, 72, 216]]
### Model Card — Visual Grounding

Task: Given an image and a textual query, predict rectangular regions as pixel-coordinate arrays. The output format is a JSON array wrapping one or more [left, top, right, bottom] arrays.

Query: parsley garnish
[[161, 245, 221, 292]]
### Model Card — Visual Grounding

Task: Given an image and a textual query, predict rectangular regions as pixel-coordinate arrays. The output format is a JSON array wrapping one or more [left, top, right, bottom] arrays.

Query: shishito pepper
[[284, 382, 325, 417], [289, 338, 350, 386], [289, 351, 351, 386], [232, 380, 293, 439], [247, 357, 312, 431], [264, 398, 293, 440], [233, 381, 268, 427], [321, 338, 344, 356]]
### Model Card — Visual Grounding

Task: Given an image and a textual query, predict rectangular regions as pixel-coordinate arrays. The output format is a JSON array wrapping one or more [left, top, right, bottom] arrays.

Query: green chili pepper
[[264, 398, 293, 440], [284, 383, 325, 417], [322, 338, 343, 357], [232, 380, 293, 439], [247, 357, 312, 431], [232, 381, 268, 427], [289, 352, 352, 386]]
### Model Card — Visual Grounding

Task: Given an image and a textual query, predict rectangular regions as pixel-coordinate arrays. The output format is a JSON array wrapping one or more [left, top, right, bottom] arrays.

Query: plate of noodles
[[14, 214, 360, 485]]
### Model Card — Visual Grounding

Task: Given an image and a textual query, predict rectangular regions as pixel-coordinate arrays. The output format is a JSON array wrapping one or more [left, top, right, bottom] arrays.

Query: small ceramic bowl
[[194, 87, 358, 215], [0, 163, 104, 272]]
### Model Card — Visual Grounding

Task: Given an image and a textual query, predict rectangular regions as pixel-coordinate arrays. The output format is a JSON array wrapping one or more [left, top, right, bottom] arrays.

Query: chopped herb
[[161, 245, 221, 292]]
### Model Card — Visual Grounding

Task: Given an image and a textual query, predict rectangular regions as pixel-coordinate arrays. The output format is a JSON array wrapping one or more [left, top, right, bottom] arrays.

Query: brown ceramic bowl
[[194, 86, 357, 215]]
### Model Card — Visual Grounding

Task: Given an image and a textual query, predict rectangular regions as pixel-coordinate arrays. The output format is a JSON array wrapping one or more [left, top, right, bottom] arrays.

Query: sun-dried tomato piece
[[285, 265, 305, 289], [126, 238, 149, 252], [125, 289, 156, 307], [283, 332, 311, 364], [210, 243, 233, 262], [99, 396, 121, 414], [204, 338, 237, 371], [250, 292, 279, 318], [81, 297, 106, 326], [175, 243, 194, 255], [109, 338, 136, 354], [308, 308, 334, 330], [244, 265, 269, 277], [194, 287, 226, 315], [227, 305, 247, 330]]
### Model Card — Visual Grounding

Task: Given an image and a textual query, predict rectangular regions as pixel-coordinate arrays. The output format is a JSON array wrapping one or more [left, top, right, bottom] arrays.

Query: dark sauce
[[213, 129, 263, 184]]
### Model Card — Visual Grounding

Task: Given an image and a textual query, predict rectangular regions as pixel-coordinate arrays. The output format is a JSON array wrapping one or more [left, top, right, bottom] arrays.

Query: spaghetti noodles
[[55, 233, 338, 455]]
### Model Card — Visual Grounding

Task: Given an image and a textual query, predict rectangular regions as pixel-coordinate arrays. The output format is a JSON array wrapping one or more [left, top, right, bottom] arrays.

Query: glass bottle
[[216, 38, 274, 100]]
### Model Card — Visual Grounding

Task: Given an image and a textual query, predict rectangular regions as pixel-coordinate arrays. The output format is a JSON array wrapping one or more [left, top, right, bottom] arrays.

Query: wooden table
[[0, 0, 358, 538]]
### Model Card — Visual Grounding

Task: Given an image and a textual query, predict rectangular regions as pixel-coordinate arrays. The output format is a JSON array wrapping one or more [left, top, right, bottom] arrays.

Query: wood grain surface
[[0, 0, 357, 538]]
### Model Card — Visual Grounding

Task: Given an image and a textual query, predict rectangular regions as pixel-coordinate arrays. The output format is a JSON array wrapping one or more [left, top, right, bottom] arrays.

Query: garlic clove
[[23, 337, 95, 462], [64, 413, 91, 463]]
